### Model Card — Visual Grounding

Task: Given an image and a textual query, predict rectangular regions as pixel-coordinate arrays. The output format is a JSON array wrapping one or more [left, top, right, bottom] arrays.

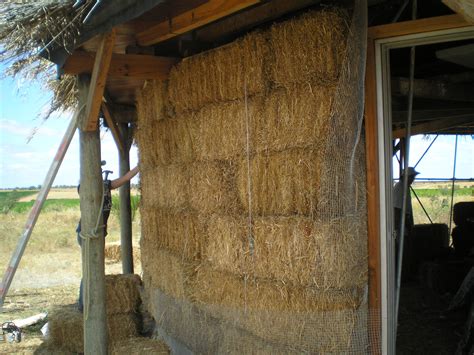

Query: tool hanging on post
[[0, 108, 82, 308]]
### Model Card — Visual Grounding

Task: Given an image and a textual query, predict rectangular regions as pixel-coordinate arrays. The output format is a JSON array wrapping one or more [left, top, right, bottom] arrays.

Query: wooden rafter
[[136, 0, 261, 46], [368, 14, 469, 39], [393, 114, 474, 138], [392, 77, 474, 102], [101, 102, 125, 155], [196, 0, 317, 42], [83, 30, 116, 132], [63, 52, 178, 80]]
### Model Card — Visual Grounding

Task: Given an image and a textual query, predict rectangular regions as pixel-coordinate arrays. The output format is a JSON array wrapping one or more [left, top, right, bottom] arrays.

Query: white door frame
[[374, 25, 474, 354]]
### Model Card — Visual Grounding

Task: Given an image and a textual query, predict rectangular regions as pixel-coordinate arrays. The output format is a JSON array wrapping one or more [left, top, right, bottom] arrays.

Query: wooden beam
[[368, 14, 471, 40], [392, 77, 474, 102], [392, 108, 474, 123], [136, 0, 261, 46], [108, 104, 137, 123], [83, 30, 116, 132], [365, 36, 382, 353], [63, 52, 179, 80], [196, 0, 317, 42], [393, 114, 474, 138], [101, 102, 125, 155], [443, 0, 474, 23]]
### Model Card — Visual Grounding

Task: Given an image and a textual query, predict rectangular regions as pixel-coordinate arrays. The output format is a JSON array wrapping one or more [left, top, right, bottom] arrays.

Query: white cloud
[[0, 119, 28, 136]]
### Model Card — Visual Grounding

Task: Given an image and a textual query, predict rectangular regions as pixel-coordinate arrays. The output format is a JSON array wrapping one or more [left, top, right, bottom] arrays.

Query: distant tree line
[[0, 183, 140, 191]]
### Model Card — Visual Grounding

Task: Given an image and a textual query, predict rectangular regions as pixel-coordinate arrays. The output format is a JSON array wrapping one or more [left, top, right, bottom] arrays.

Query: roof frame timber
[[83, 30, 116, 132], [101, 102, 125, 155], [392, 77, 474, 102], [136, 0, 262, 46], [393, 114, 474, 137], [63, 52, 178, 80]]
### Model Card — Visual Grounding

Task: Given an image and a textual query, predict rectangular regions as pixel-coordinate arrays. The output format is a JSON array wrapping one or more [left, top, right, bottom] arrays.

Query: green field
[[0, 190, 38, 213], [0, 190, 141, 216]]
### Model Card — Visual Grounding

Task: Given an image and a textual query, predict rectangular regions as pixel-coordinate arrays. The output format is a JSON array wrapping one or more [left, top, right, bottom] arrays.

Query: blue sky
[[0, 66, 472, 188], [0, 65, 138, 189]]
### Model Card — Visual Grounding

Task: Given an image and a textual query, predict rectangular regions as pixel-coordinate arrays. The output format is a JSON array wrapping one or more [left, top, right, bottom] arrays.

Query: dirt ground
[[0, 285, 77, 354], [397, 282, 467, 354]]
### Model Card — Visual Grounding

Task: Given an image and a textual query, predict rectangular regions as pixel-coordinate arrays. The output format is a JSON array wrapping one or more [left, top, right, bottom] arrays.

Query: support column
[[119, 123, 134, 274], [78, 76, 108, 354]]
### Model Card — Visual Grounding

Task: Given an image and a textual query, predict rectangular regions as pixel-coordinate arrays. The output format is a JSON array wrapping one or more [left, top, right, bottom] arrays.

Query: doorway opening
[[376, 25, 474, 353]]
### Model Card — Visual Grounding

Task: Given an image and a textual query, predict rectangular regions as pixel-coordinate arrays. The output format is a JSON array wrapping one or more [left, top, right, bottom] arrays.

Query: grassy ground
[[0, 185, 471, 352], [412, 182, 474, 226], [0, 188, 142, 353]]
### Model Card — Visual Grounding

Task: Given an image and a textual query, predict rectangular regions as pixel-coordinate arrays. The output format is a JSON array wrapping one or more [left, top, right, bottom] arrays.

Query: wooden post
[[119, 123, 134, 274], [78, 76, 108, 354]]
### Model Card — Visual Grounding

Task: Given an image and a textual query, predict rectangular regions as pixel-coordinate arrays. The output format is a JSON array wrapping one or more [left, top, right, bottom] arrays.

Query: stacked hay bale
[[452, 202, 474, 257], [137, 7, 368, 353], [104, 241, 141, 264], [43, 275, 169, 353]]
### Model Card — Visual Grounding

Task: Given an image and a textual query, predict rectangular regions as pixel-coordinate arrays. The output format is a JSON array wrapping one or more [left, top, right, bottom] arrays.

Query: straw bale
[[140, 208, 205, 260], [105, 241, 141, 264], [110, 337, 170, 354], [105, 274, 142, 315], [204, 215, 367, 288], [269, 9, 348, 87], [46, 305, 83, 353], [188, 161, 241, 214], [150, 288, 223, 354], [168, 31, 268, 113], [192, 266, 364, 313], [255, 82, 335, 152], [138, 115, 198, 168], [218, 326, 290, 354], [204, 301, 367, 353], [140, 165, 189, 210], [317, 136, 367, 218], [137, 80, 172, 120], [237, 148, 322, 215], [46, 305, 140, 353], [142, 249, 197, 300], [196, 97, 263, 160]]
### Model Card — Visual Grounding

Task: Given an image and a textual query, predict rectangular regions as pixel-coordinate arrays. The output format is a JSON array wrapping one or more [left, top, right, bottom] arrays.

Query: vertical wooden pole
[[365, 36, 382, 354], [78, 76, 108, 354], [119, 123, 134, 274]]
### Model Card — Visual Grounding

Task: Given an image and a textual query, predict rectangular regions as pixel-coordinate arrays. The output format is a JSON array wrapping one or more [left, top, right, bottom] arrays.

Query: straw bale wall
[[168, 32, 268, 113], [137, 7, 368, 353]]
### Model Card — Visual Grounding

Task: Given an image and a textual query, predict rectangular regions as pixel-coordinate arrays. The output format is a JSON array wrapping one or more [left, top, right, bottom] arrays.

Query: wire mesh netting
[[136, 0, 380, 352]]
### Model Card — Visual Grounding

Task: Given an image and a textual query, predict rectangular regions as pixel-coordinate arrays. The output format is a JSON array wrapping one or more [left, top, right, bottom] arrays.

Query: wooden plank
[[392, 77, 474, 102], [83, 30, 116, 132], [101, 102, 125, 155], [368, 14, 471, 40], [443, 0, 474, 23], [136, 0, 261, 46], [196, 0, 317, 42], [365, 37, 382, 354], [392, 108, 474, 123], [393, 114, 474, 138], [63, 52, 179, 80]]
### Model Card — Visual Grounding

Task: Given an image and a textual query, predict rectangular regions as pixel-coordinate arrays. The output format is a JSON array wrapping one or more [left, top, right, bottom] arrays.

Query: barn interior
[[389, 35, 474, 352], [0, 0, 473, 353]]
